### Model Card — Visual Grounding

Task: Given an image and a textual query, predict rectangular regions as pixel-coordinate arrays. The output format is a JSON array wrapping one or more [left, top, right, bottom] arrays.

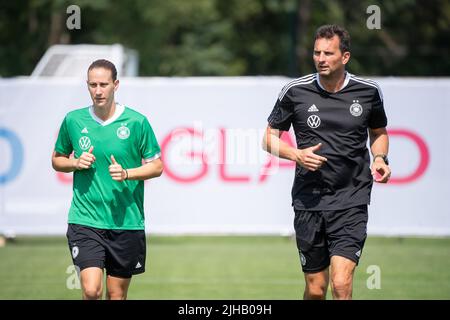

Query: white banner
[[0, 77, 449, 236]]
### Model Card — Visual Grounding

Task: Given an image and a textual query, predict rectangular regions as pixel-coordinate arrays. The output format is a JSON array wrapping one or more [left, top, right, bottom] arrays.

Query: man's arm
[[109, 156, 163, 182], [369, 127, 391, 183], [262, 126, 327, 171], [51, 146, 96, 173]]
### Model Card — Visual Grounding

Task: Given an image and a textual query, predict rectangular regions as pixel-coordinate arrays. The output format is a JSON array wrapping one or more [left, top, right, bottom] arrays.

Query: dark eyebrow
[[88, 81, 110, 85], [314, 50, 334, 54]]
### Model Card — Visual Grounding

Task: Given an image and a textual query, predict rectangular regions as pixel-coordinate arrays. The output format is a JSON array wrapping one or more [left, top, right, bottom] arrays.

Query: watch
[[373, 154, 389, 165]]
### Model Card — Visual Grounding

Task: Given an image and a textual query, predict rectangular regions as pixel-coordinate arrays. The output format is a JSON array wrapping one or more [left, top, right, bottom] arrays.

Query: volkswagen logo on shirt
[[78, 136, 91, 150], [307, 115, 321, 128]]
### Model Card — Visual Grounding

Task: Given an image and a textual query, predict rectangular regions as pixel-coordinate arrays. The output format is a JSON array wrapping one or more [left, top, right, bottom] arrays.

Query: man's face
[[87, 67, 119, 108], [313, 35, 350, 77]]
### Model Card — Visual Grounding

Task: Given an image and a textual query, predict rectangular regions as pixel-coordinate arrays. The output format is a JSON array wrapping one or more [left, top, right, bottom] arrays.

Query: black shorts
[[66, 223, 146, 278], [293, 205, 368, 273]]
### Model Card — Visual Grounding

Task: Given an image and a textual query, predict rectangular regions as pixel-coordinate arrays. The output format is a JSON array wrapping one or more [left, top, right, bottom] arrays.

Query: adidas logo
[[135, 262, 142, 269], [308, 104, 319, 112], [355, 250, 361, 257], [81, 127, 88, 133]]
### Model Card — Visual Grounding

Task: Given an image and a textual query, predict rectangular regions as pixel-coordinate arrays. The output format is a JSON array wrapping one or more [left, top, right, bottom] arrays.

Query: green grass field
[[0, 236, 449, 300]]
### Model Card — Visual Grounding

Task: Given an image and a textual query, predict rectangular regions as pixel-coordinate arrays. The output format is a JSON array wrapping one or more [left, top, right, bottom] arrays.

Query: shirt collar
[[316, 71, 350, 93], [89, 103, 125, 126]]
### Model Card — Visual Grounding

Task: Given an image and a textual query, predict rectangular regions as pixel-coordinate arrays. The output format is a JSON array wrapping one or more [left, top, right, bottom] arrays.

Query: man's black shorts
[[66, 223, 146, 278], [293, 205, 368, 273]]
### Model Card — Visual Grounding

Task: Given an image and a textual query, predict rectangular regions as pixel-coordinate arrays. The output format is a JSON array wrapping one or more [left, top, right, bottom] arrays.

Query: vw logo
[[307, 115, 321, 128], [78, 136, 91, 150]]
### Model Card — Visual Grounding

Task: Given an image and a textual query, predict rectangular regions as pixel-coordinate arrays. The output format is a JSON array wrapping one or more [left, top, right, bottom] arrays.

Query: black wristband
[[373, 154, 389, 165], [124, 169, 128, 180]]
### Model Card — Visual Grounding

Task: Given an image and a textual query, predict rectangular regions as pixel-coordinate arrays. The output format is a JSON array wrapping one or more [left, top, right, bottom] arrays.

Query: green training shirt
[[54, 104, 161, 230]]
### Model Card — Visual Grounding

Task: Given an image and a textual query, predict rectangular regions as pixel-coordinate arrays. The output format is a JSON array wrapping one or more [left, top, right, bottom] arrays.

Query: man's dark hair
[[88, 59, 118, 81], [315, 24, 351, 53]]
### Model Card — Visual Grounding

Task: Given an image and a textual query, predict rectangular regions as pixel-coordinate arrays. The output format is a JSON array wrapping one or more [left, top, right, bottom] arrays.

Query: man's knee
[[304, 270, 329, 300], [106, 288, 127, 300], [80, 267, 104, 300], [331, 275, 353, 298], [331, 275, 352, 290], [106, 275, 131, 300], [330, 255, 356, 299], [304, 283, 327, 300], [83, 286, 102, 300]]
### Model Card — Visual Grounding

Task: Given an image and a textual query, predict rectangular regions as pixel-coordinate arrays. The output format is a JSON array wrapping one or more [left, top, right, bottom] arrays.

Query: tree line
[[0, 0, 448, 77]]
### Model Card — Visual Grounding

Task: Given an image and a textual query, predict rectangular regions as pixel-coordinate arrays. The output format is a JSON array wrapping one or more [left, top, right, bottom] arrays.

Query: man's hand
[[75, 146, 96, 170], [109, 155, 127, 181], [294, 143, 328, 171], [371, 157, 391, 183]]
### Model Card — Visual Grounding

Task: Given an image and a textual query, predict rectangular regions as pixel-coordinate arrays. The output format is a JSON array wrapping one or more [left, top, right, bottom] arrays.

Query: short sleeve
[[368, 87, 388, 129], [140, 117, 161, 161], [54, 117, 73, 155], [267, 87, 294, 131]]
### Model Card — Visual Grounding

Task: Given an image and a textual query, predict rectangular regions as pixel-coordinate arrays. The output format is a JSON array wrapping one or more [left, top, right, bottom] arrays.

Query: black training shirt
[[268, 72, 387, 210]]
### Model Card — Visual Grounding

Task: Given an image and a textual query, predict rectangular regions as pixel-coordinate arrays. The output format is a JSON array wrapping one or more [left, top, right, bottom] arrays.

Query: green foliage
[[0, 0, 448, 77]]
